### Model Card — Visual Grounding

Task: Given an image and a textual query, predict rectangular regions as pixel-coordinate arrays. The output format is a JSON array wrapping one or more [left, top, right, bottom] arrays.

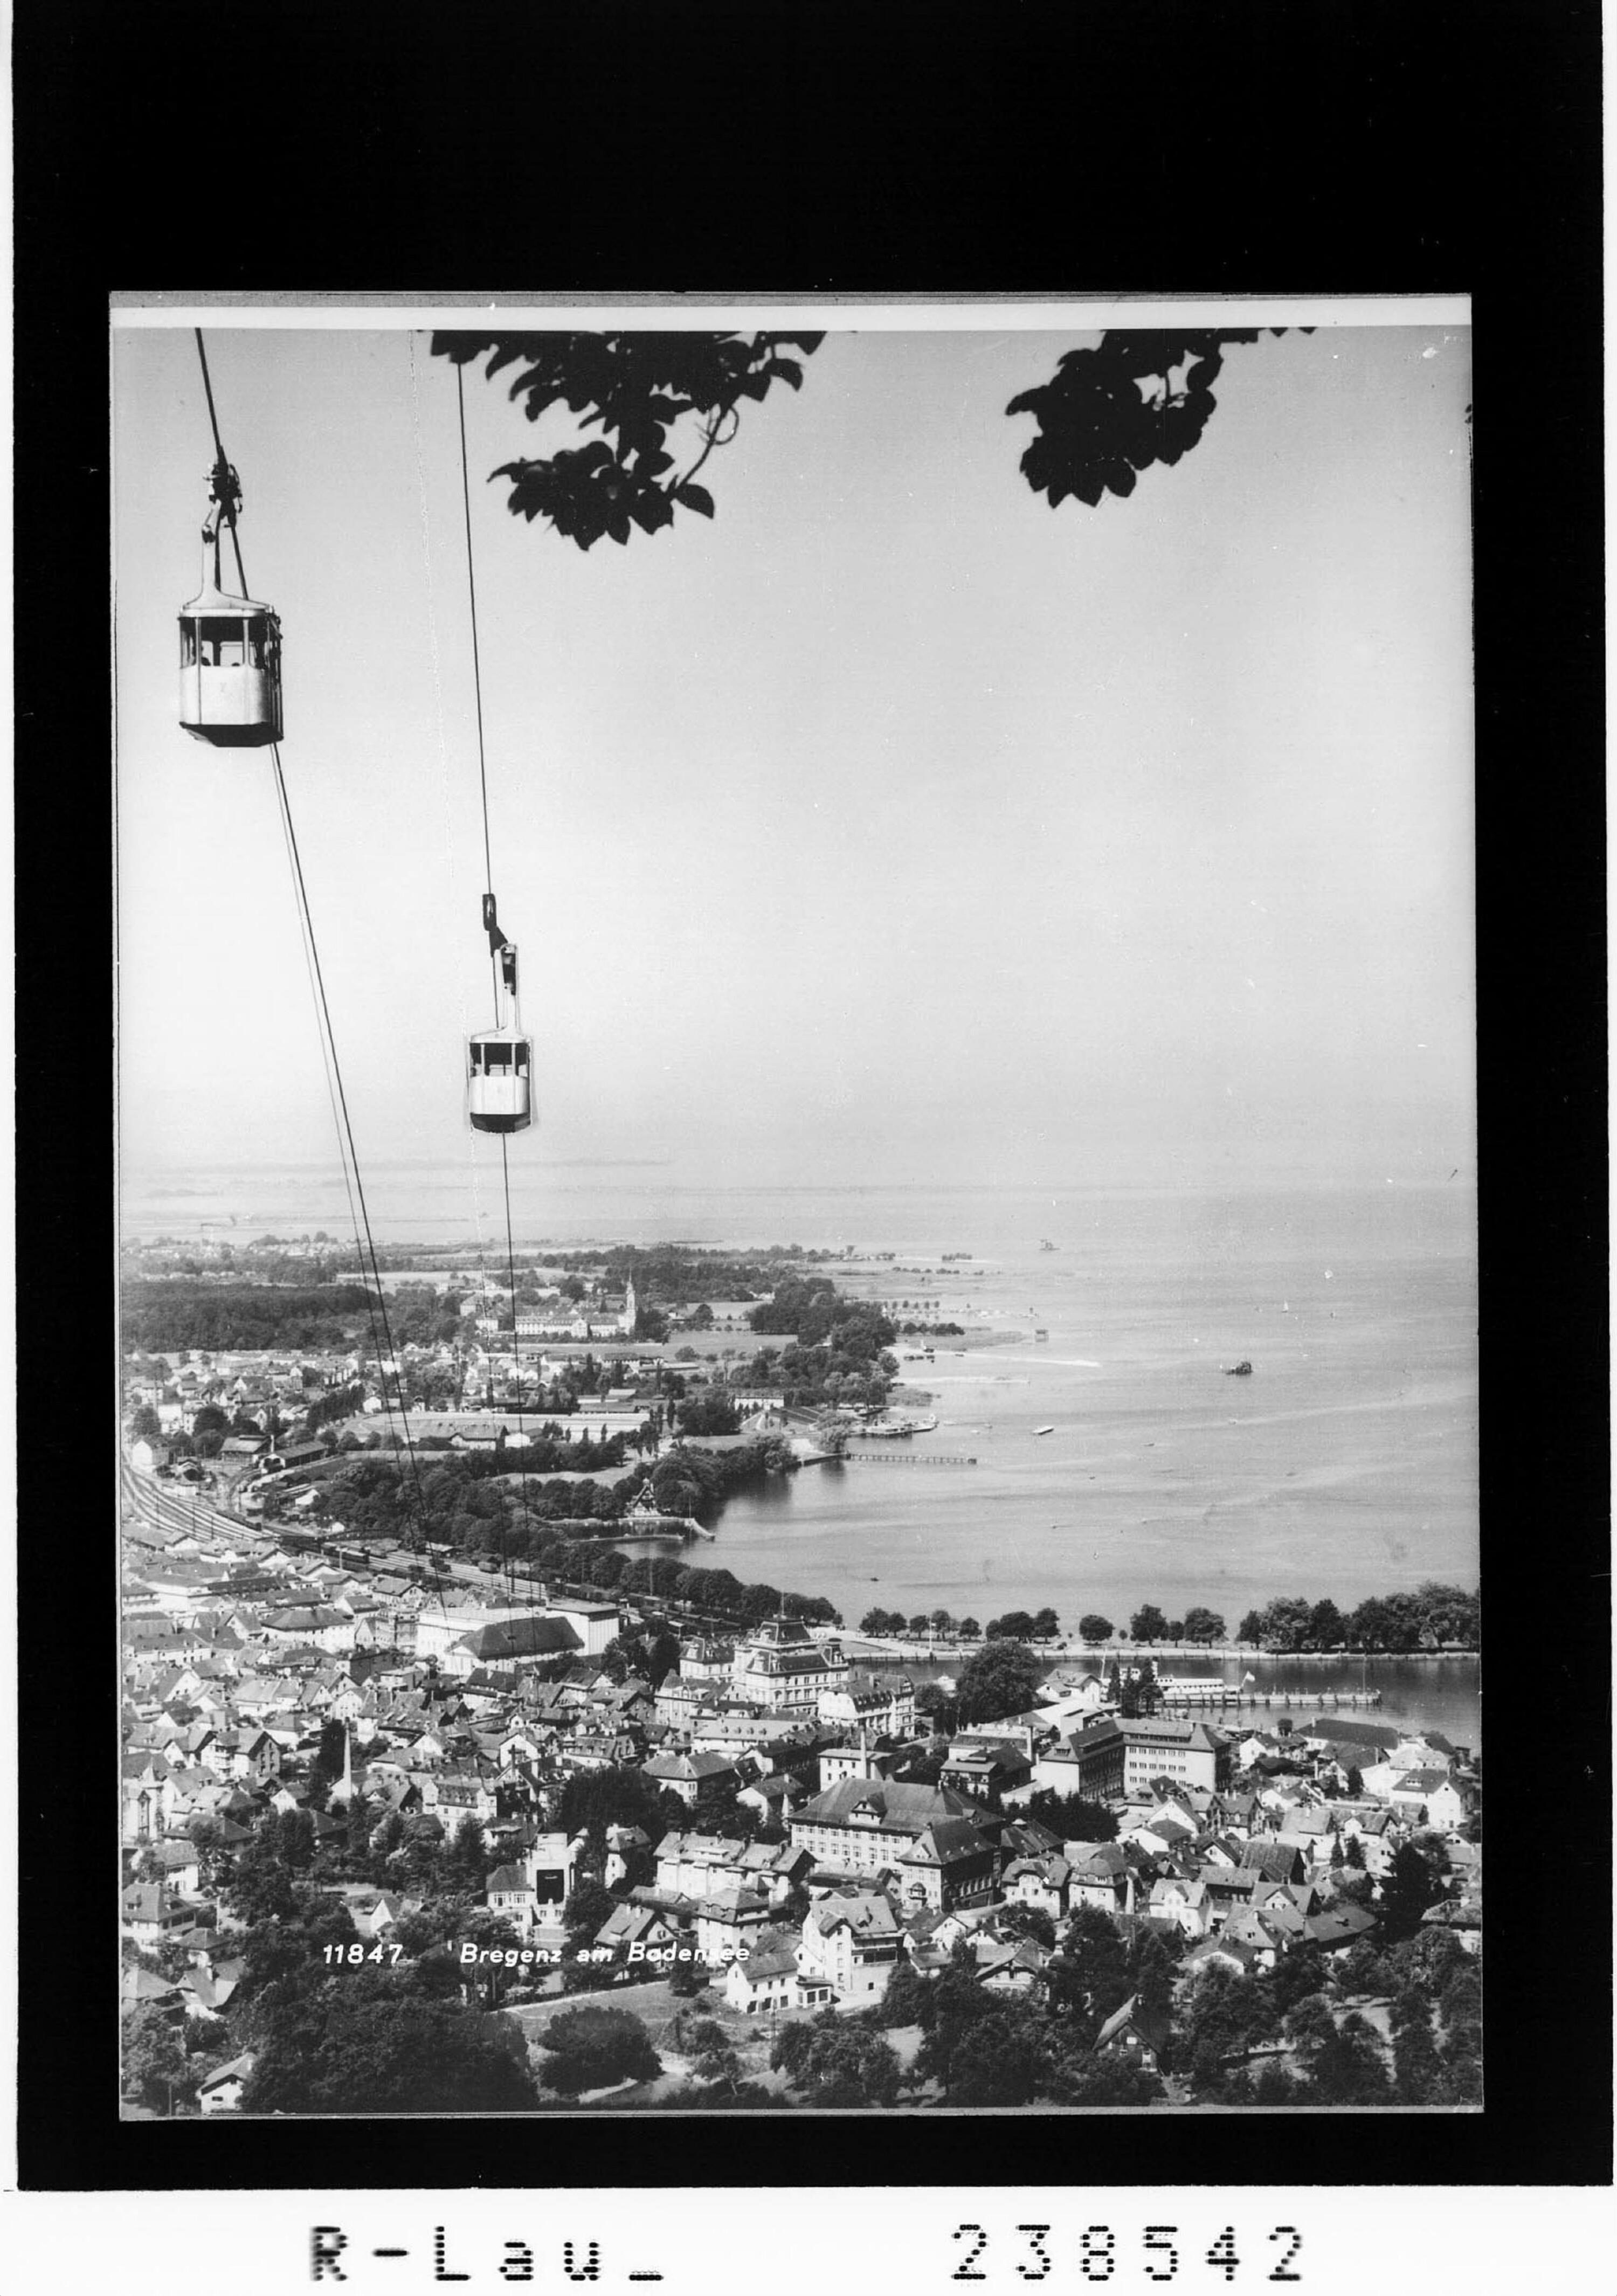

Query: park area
[[504, 1975, 926, 2109]]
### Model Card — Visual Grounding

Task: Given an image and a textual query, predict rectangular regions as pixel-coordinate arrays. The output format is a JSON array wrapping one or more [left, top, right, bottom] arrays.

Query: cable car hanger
[[467, 891, 532, 1133], [177, 420, 283, 748], [458, 345, 534, 1137]]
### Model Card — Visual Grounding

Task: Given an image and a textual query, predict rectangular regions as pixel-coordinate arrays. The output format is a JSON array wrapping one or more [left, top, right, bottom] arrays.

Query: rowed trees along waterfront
[[1112, 1586, 1477, 1652], [1231, 1583, 1478, 1653]]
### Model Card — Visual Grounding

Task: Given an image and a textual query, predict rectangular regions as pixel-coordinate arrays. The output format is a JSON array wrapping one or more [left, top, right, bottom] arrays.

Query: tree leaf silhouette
[[433, 330, 823, 548]]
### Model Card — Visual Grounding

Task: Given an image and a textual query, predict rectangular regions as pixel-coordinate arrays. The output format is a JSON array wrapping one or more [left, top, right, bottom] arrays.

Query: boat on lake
[[1032, 1423, 1055, 1436], [1224, 1360, 1254, 1377], [855, 1414, 939, 1437]]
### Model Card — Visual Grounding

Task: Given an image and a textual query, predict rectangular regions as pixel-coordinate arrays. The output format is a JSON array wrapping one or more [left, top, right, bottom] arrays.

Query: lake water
[[122, 1171, 1479, 1740]]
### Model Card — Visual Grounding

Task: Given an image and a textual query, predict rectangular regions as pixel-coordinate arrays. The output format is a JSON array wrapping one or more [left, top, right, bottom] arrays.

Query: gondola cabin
[[467, 1026, 533, 1133], [178, 569, 282, 747]]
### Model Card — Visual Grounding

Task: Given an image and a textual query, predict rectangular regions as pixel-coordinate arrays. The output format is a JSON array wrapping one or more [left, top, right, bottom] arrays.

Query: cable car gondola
[[178, 457, 283, 748], [468, 911, 533, 1133]]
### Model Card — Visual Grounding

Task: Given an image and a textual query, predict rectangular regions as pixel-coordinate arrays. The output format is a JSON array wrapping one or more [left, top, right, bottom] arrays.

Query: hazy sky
[[114, 306, 1473, 1195]]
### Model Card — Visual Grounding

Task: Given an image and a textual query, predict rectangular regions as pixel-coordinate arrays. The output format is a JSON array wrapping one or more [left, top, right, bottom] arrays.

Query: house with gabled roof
[[797, 1886, 904, 2001], [894, 1814, 1002, 1912], [725, 1930, 834, 2016], [973, 1931, 1049, 1995], [1147, 1875, 1212, 1936], [198, 2051, 257, 2113], [1248, 1884, 1313, 1941], [941, 1734, 1033, 1801], [261, 1605, 356, 1655], [429, 1768, 501, 1827], [441, 1613, 584, 1678], [121, 1963, 186, 2017], [122, 1882, 203, 1943], [1123, 1806, 1199, 1858], [602, 1824, 654, 1891], [1305, 1902, 1380, 1953], [736, 1769, 813, 1832], [1181, 1932, 1257, 1981], [593, 1898, 682, 1960], [482, 1864, 540, 1933], [1217, 1907, 1286, 1967], [176, 1963, 240, 2023], [689, 1886, 775, 1963], [140, 1838, 202, 1896], [1419, 1898, 1482, 1953], [1003, 1850, 1074, 1921], [351, 1890, 406, 1939], [1094, 1991, 1169, 2070], [641, 1748, 740, 1811], [1388, 1770, 1469, 1830], [1062, 1840, 1135, 1915], [1239, 1837, 1308, 1886], [1198, 1865, 1261, 1924], [1273, 1803, 1340, 1869]]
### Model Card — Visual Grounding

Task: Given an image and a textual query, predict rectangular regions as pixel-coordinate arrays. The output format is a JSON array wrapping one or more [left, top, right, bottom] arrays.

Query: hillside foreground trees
[[438, 328, 1305, 550]]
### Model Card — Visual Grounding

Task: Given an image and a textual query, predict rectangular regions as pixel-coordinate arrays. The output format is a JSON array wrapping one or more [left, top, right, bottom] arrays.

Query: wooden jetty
[[838, 1451, 978, 1468]]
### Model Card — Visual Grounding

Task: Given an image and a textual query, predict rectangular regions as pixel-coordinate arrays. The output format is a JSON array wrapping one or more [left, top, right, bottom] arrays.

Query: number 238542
[[952, 2224, 1303, 2283]]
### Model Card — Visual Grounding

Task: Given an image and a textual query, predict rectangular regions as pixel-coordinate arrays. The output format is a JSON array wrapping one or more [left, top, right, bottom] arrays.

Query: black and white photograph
[[111, 298, 1485, 2125]]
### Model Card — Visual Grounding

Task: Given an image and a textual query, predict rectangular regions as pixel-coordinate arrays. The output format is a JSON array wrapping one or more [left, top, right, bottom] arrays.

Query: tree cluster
[[535, 2004, 662, 2095], [1234, 1583, 1478, 1652], [769, 2013, 903, 2108], [744, 1276, 898, 1409], [1127, 1605, 1226, 1644], [121, 1279, 383, 1353], [984, 1607, 1061, 1641], [953, 1638, 1047, 1725], [858, 1606, 980, 1640], [673, 1390, 741, 1437], [242, 1974, 538, 2114]]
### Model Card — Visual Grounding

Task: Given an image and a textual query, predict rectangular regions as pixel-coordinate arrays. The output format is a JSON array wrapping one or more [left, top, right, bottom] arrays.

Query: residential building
[[797, 1887, 904, 2002], [818, 1670, 916, 1739], [941, 1734, 1034, 1801], [725, 1933, 834, 2016], [198, 2052, 257, 2113], [641, 1749, 740, 1811], [1093, 1993, 1169, 2072]]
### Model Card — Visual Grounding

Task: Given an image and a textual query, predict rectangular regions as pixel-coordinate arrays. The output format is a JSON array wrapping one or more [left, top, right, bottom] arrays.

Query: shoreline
[[845, 1638, 1477, 1666]]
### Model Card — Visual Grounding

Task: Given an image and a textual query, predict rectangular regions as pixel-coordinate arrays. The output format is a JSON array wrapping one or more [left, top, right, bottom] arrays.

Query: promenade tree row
[[858, 1588, 1478, 1656]]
